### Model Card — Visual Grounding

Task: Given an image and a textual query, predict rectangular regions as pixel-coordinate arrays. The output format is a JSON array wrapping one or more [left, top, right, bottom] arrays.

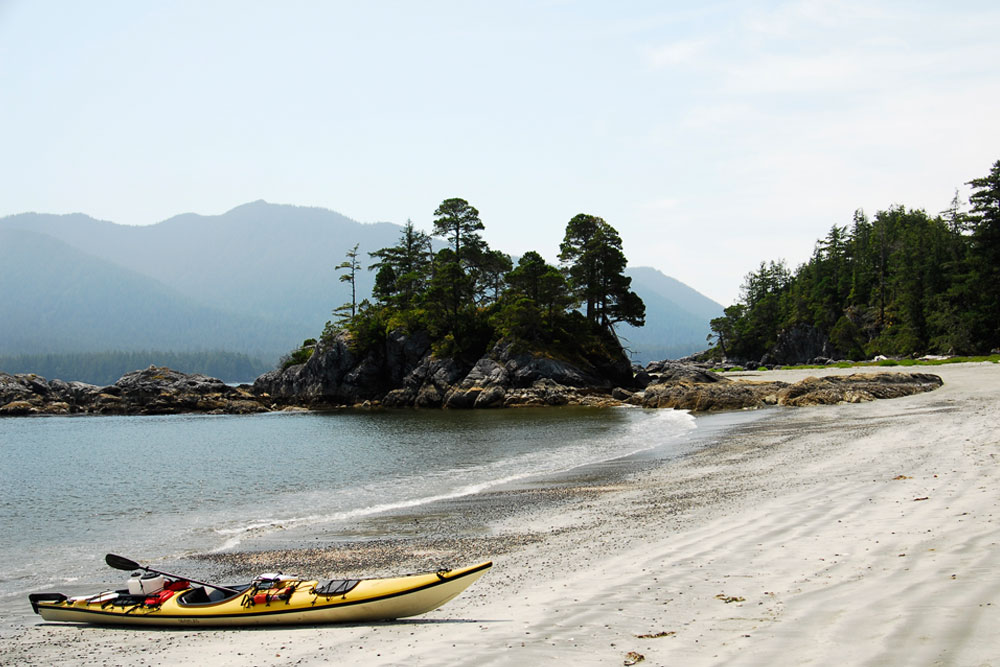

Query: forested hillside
[[709, 160, 1000, 363]]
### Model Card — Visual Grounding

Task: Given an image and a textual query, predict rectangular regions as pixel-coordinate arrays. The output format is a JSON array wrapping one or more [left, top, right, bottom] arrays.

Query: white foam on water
[[210, 408, 697, 550]]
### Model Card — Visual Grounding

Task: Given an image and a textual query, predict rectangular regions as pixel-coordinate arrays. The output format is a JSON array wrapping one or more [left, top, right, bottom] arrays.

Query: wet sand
[[4, 362, 998, 666]]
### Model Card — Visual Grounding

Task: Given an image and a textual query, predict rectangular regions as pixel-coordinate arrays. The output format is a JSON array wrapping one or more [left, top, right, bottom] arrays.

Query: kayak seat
[[177, 584, 249, 606]]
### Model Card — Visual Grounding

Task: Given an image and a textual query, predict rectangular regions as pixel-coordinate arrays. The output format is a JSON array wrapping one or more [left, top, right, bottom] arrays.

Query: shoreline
[[2, 360, 947, 418], [3, 362, 997, 665]]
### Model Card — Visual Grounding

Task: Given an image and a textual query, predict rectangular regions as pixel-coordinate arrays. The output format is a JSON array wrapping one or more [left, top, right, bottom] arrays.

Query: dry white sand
[[4, 362, 998, 666]]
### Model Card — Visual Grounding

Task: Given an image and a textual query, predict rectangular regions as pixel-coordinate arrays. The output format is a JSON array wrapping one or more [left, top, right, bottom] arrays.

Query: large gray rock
[[0, 372, 34, 405], [1, 372, 102, 415], [643, 361, 726, 384]]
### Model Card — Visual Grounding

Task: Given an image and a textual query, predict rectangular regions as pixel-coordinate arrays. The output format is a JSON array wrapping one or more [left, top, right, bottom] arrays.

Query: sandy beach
[[4, 362, 998, 666]]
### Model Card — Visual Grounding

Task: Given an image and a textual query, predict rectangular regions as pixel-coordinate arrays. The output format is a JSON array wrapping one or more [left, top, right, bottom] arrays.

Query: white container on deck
[[139, 573, 165, 595]]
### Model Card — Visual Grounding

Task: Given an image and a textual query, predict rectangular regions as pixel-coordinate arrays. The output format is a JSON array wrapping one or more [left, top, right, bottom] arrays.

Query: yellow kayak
[[30, 561, 492, 627]]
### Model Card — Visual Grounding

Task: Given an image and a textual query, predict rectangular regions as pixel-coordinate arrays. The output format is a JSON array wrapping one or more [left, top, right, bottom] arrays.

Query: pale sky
[[2, 1, 998, 305]]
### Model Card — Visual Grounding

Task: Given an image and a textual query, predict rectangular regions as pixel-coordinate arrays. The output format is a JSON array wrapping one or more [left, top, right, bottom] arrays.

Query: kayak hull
[[32, 562, 491, 627]]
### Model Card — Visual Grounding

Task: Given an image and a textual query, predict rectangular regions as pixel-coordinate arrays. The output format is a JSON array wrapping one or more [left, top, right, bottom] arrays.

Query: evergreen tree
[[505, 251, 573, 323], [368, 219, 433, 310], [423, 248, 477, 350], [559, 214, 602, 320], [558, 214, 645, 331], [432, 198, 485, 261], [733, 260, 791, 359], [708, 305, 745, 359], [941, 189, 970, 235], [506, 251, 549, 303], [426, 198, 493, 344], [474, 249, 513, 305], [966, 159, 1000, 349], [708, 160, 1000, 360], [334, 243, 361, 323]]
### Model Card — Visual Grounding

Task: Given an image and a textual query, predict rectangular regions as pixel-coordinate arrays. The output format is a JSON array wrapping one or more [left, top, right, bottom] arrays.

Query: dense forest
[[0, 351, 268, 386], [293, 199, 646, 370], [709, 160, 1000, 363]]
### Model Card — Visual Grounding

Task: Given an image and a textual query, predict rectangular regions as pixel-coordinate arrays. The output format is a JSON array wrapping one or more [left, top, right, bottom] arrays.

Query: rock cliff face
[[0, 366, 266, 416], [762, 323, 840, 366], [253, 330, 432, 405], [252, 331, 633, 410]]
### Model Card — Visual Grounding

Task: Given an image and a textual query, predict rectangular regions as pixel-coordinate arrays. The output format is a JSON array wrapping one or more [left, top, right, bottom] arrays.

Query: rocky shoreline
[[1, 350, 943, 417], [0, 366, 266, 417]]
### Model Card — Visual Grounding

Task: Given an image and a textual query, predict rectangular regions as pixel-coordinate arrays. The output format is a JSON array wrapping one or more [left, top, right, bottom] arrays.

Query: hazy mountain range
[[0, 201, 722, 379]]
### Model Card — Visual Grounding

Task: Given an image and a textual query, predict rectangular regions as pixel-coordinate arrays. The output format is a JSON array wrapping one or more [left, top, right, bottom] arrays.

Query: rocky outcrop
[[763, 323, 839, 366], [0, 366, 267, 416], [642, 360, 726, 385], [252, 329, 943, 412], [1, 346, 944, 417], [253, 331, 633, 410], [774, 372, 944, 406], [638, 380, 777, 411], [633, 371, 943, 411]]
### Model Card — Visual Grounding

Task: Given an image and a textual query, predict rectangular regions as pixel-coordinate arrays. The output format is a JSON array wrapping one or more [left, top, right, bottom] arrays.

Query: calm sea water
[[0, 406, 711, 627]]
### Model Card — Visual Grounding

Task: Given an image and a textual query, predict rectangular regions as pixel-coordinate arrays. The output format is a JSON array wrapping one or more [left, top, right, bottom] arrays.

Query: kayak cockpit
[[176, 584, 250, 606]]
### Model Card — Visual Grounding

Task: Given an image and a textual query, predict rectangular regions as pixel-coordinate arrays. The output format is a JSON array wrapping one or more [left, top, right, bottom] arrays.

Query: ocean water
[[0, 406, 707, 626]]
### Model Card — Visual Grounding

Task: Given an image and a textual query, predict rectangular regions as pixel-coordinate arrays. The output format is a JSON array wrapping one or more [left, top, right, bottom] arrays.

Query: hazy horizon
[[2, 2, 998, 305]]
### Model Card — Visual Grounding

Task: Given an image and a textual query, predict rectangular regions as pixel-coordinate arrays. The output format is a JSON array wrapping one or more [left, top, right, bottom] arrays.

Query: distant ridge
[[0, 202, 402, 358], [0, 202, 722, 374], [620, 266, 723, 363], [0, 228, 289, 356]]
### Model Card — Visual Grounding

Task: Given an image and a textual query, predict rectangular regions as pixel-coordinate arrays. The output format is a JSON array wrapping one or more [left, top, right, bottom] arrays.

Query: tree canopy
[[368, 219, 432, 311], [318, 200, 645, 366], [708, 159, 1000, 362], [559, 214, 645, 330], [432, 198, 485, 261]]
